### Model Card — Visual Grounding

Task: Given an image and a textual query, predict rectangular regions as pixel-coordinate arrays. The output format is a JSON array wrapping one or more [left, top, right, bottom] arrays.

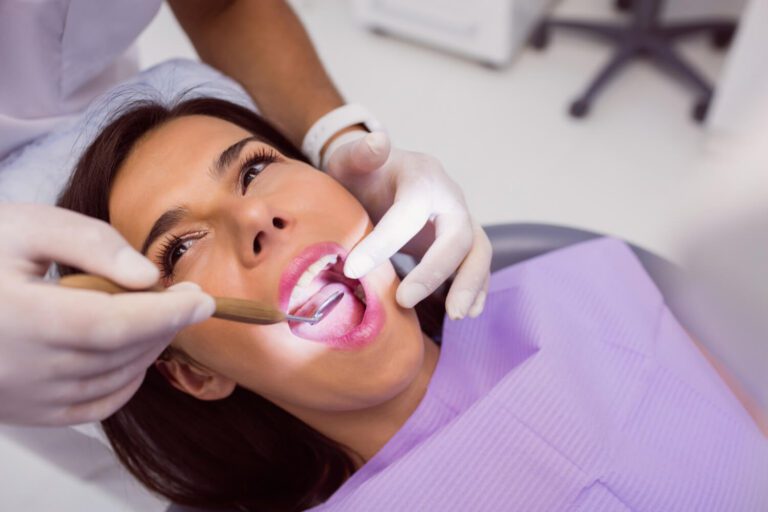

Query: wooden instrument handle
[[58, 274, 285, 325]]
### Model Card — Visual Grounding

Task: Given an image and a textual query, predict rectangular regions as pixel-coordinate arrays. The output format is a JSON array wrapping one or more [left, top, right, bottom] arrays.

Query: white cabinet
[[353, 0, 554, 66]]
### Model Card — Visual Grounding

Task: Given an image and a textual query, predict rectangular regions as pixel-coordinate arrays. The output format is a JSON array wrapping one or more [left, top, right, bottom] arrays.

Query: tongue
[[289, 282, 365, 340]]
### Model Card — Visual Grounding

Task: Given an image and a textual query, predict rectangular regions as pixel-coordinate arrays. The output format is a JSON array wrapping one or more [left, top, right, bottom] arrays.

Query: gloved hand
[[0, 204, 215, 426], [326, 132, 492, 320]]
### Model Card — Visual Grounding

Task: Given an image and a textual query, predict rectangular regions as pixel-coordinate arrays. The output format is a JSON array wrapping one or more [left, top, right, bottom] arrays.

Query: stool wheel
[[569, 99, 589, 118], [692, 98, 710, 123], [480, 61, 504, 70], [711, 27, 735, 49], [369, 26, 389, 37], [530, 24, 549, 49]]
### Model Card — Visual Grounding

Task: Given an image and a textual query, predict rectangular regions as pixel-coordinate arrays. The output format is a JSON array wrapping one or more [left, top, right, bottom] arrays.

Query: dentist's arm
[[170, 0, 491, 318], [168, 0, 344, 147], [0, 204, 214, 425]]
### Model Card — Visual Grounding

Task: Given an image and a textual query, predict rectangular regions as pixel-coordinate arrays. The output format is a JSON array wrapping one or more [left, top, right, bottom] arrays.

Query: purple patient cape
[[310, 238, 768, 511]]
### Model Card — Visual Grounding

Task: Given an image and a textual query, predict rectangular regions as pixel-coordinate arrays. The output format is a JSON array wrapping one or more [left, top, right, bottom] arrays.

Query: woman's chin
[[268, 261, 425, 409]]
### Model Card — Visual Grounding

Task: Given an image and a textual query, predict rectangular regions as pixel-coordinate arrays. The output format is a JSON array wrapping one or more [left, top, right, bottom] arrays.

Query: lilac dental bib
[[311, 238, 768, 511]]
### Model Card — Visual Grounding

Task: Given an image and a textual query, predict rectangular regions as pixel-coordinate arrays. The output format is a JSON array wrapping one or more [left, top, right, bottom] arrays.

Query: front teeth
[[288, 254, 368, 311], [290, 254, 339, 306], [297, 254, 338, 287]]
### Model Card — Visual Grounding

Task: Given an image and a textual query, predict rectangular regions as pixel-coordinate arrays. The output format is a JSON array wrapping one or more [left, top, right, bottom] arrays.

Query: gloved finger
[[47, 338, 164, 405], [25, 284, 214, 351], [7, 204, 158, 288], [396, 211, 474, 309], [344, 184, 432, 279], [467, 273, 490, 318], [51, 372, 146, 425], [45, 282, 203, 378], [444, 223, 493, 319], [326, 132, 391, 177], [47, 335, 159, 380]]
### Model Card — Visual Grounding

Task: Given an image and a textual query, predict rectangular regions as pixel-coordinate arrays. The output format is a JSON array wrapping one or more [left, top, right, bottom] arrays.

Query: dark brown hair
[[57, 97, 444, 511]]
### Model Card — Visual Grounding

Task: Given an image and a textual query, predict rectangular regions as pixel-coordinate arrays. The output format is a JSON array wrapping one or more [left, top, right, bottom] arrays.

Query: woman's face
[[108, 114, 425, 414]]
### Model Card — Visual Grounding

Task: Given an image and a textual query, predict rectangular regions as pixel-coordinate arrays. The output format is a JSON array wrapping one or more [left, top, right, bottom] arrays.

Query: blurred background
[[1, 0, 765, 510]]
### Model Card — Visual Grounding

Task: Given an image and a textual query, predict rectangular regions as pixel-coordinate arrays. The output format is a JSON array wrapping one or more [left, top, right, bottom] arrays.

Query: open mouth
[[278, 242, 382, 349]]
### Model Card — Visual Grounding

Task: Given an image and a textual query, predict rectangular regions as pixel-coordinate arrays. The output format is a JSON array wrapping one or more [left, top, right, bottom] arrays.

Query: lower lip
[[280, 243, 385, 350], [290, 278, 384, 350]]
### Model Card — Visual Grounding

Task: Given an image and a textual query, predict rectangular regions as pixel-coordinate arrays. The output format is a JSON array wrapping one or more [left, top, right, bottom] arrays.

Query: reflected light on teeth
[[289, 254, 338, 311], [281, 243, 384, 349]]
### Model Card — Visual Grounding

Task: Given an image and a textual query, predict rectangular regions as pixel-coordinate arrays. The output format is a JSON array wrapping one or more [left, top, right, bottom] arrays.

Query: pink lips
[[278, 241, 384, 350]]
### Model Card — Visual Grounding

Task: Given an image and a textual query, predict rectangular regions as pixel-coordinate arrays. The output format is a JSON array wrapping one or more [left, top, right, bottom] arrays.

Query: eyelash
[[155, 147, 280, 280], [155, 232, 204, 281], [238, 147, 279, 194]]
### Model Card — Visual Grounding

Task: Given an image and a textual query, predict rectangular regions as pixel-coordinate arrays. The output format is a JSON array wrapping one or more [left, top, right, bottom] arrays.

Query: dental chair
[[165, 222, 703, 512]]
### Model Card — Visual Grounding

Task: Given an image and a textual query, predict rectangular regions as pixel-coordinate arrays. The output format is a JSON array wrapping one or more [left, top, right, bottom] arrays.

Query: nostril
[[273, 217, 285, 229], [253, 232, 263, 254]]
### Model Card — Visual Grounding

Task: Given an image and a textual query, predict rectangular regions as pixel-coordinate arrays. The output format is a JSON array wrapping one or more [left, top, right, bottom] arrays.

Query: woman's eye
[[156, 232, 206, 281], [238, 148, 279, 194], [241, 162, 267, 192], [169, 239, 194, 267]]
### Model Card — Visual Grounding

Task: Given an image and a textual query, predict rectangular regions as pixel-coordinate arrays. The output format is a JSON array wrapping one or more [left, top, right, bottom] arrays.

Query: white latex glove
[[0, 204, 215, 426], [326, 131, 492, 320]]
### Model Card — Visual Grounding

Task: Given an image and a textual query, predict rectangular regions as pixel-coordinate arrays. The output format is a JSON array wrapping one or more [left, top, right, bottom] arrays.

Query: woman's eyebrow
[[209, 135, 263, 179], [140, 206, 187, 255], [141, 135, 270, 255]]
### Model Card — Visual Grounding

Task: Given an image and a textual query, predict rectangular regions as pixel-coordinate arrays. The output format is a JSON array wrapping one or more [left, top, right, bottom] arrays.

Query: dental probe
[[58, 274, 344, 326]]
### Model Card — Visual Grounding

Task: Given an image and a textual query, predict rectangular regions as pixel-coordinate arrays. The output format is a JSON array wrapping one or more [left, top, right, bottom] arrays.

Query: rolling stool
[[530, 0, 737, 122]]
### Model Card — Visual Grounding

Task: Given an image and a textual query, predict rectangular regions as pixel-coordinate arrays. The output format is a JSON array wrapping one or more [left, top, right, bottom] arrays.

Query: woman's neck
[[289, 332, 440, 465]]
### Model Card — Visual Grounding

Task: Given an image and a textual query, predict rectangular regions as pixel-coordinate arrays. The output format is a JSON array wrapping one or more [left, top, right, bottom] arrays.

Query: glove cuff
[[301, 104, 385, 168], [319, 129, 368, 172]]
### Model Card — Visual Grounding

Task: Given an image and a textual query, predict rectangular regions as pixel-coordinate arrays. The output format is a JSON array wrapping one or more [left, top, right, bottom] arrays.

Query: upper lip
[[278, 241, 347, 313]]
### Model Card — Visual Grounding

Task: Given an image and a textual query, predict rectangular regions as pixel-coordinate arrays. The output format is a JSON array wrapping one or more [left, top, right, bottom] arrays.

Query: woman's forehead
[[136, 115, 252, 155]]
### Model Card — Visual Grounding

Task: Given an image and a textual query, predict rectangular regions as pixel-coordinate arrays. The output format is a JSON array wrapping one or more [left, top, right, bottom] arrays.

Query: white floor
[[2, 1, 764, 511]]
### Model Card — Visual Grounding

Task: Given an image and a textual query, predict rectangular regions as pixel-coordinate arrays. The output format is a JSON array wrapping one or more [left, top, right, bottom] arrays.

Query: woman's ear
[[155, 355, 236, 401]]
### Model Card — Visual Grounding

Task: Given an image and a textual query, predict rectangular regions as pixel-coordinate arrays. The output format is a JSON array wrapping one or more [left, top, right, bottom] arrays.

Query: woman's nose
[[221, 199, 290, 266], [252, 216, 288, 255]]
